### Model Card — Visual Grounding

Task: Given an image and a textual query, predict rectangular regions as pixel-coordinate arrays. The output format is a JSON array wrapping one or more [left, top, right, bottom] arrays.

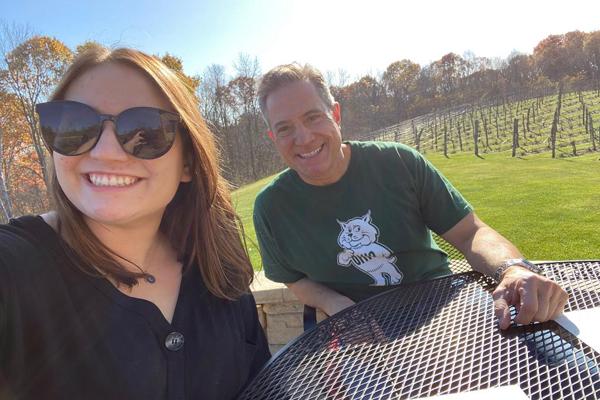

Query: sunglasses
[[35, 100, 182, 160]]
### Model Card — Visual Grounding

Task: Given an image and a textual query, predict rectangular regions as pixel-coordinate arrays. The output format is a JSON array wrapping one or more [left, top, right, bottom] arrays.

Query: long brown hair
[[49, 46, 253, 300]]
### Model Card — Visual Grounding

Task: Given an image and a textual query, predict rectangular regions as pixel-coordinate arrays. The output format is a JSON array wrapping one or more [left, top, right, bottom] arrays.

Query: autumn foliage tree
[[160, 53, 200, 94], [0, 91, 44, 221], [0, 35, 72, 192]]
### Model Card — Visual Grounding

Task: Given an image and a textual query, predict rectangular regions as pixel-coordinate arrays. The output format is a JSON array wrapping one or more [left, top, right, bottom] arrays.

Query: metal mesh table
[[240, 261, 600, 400]]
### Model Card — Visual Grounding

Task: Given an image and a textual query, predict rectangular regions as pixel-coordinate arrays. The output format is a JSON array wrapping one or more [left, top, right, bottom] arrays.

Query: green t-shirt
[[253, 141, 473, 302]]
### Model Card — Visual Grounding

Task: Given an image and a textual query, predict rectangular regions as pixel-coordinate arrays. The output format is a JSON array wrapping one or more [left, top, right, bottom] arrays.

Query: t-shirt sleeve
[[253, 193, 305, 283], [398, 146, 473, 235]]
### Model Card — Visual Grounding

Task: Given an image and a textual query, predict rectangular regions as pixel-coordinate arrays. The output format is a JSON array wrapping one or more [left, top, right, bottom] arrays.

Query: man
[[253, 63, 567, 330]]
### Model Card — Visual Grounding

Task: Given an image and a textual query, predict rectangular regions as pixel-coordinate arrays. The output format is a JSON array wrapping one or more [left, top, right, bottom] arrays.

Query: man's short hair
[[257, 63, 335, 125]]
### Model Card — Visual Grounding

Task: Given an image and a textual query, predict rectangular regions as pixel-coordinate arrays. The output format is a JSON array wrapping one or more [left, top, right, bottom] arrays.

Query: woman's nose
[[88, 122, 129, 161]]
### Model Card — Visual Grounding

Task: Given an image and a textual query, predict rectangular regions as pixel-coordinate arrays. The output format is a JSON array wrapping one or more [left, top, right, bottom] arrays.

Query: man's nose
[[88, 122, 129, 161], [294, 122, 314, 144]]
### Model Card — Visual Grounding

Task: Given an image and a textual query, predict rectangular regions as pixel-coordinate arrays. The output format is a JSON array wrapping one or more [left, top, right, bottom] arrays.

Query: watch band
[[493, 258, 543, 281]]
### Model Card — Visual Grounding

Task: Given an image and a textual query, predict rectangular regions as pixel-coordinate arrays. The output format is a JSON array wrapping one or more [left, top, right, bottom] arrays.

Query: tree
[[0, 91, 42, 221], [584, 31, 600, 82], [75, 40, 102, 56], [563, 31, 587, 77], [198, 64, 237, 179], [0, 35, 72, 192], [229, 53, 262, 181], [505, 53, 533, 87], [431, 53, 468, 96], [159, 53, 200, 94], [382, 60, 420, 120], [339, 75, 386, 137], [533, 34, 569, 82]]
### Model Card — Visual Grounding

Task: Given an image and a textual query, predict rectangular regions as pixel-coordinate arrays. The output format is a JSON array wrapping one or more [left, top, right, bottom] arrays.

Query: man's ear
[[332, 102, 341, 125]]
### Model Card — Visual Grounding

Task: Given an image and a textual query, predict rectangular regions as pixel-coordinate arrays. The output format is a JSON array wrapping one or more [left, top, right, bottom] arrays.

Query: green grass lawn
[[233, 151, 600, 270]]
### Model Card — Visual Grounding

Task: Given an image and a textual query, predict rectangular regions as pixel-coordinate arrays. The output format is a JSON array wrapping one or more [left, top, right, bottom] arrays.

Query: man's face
[[265, 80, 349, 186]]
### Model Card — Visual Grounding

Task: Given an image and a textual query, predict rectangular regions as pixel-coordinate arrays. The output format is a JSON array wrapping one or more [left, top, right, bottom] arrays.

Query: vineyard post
[[483, 118, 490, 150], [457, 122, 463, 151], [495, 108, 499, 138], [512, 118, 519, 157], [433, 113, 438, 150], [550, 110, 558, 159], [473, 120, 480, 157], [443, 123, 448, 158], [590, 115, 597, 152]]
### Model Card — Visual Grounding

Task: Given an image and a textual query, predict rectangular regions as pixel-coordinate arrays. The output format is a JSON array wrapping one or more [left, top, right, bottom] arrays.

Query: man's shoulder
[[351, 140, 420, 157], [255, 169, 297, 204], [350, 141, 422, 167]]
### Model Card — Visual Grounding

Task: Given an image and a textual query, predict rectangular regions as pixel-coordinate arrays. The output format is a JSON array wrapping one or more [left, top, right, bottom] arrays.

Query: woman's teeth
[[88, 174, 138, 187]]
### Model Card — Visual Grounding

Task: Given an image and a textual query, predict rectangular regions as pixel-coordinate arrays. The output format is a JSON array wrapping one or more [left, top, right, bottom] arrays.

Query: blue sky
[[4, 0, 599, 79]]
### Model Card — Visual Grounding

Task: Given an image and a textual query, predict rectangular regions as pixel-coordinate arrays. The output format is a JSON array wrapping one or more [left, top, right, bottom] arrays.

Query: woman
[[0, 46, 269, 399]]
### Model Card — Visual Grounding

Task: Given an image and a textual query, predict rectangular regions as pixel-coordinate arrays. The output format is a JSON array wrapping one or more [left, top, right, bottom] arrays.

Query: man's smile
[[297, 144, 324, 159]]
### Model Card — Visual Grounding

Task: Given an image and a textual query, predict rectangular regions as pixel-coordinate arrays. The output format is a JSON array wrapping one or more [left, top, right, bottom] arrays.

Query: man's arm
[[441, 212, 568, 329], [286, 278, 355, 317]]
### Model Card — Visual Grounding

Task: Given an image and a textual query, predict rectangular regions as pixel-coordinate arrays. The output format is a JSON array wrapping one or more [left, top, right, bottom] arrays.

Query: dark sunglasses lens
[[116, 108, 178, 159], [36, 102, 100, 155]]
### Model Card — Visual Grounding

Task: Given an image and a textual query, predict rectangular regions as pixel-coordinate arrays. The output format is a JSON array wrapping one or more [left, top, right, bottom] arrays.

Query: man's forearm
[[457, 225, 523, 276], [441, 212, 523, 276], [286, 278, 355, 316]]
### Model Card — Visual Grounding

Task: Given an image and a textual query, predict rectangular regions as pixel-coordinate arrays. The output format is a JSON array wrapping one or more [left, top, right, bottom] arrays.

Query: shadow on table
[[240, 261, 600, 400], [242, 272, 493, 400]]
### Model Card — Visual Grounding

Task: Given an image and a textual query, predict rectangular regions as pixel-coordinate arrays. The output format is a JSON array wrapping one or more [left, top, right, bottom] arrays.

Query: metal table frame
[[240, 260, 600, 400]]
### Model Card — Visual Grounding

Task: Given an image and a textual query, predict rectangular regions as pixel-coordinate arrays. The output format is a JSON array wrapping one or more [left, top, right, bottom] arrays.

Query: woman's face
[[55, 62, 191, 229]]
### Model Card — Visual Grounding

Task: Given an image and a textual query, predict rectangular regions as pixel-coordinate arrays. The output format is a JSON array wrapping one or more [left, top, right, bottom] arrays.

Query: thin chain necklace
[[116, 255, 157, 284], [133, 263, 156, 284]]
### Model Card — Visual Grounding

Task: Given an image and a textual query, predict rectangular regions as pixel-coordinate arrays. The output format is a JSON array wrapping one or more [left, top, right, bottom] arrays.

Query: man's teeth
[[89, 174, 138, 187], [299, 145, 323, 159]]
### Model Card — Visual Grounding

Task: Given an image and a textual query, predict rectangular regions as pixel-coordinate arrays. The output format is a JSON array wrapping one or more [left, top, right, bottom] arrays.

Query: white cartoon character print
[[336, 210, 403, 286]]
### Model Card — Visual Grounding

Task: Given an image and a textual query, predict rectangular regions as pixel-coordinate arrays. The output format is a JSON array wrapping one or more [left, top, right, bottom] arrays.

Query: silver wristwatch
[[493, 258, 543, 281]]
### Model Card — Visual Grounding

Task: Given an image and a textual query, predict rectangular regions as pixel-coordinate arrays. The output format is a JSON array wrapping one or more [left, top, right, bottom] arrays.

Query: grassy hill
[[364, 89, 600, 159], [233, 151, 599, 271]]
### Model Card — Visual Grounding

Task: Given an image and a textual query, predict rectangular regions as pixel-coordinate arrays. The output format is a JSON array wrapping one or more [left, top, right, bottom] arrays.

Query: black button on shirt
[[165, 332, 185, 351], [0, 216, 270, 400]]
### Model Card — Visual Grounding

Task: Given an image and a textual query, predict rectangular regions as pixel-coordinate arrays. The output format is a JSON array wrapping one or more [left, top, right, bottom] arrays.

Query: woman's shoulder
[[0, 214, 57, 270]]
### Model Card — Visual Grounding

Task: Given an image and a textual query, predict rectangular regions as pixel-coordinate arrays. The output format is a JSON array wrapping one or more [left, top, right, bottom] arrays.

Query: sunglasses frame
[[35, 100, 183, 160]]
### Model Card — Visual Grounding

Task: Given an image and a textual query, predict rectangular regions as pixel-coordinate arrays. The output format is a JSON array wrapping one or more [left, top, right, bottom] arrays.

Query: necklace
[[128, 260, 156, 284], [111, 252, 157, 284]]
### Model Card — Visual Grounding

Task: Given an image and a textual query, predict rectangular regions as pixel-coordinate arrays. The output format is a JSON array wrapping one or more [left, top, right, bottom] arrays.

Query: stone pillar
[[251, 271, 326, 354]]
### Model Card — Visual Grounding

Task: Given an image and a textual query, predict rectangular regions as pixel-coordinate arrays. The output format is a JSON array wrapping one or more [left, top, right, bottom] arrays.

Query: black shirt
[[0, 216, 270, 400]]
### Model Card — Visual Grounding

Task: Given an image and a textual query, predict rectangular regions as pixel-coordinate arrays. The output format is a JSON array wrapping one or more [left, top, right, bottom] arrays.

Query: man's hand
[[492, 266, 568, 330]]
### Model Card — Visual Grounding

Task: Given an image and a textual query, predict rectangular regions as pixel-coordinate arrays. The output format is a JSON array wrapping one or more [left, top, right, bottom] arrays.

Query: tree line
[[1, 23, 600, 223]]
